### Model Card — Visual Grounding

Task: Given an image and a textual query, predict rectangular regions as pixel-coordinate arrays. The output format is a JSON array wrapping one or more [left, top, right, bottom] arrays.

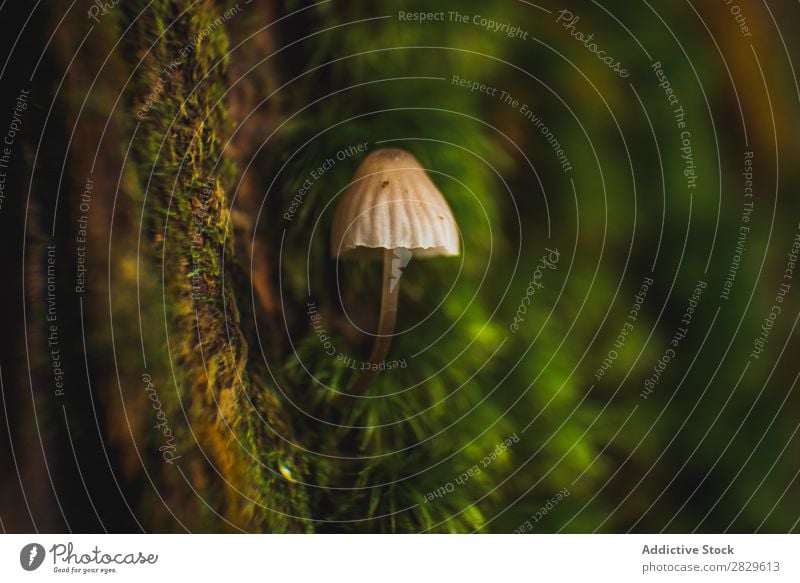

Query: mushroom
[[330, 148, 459, 394]]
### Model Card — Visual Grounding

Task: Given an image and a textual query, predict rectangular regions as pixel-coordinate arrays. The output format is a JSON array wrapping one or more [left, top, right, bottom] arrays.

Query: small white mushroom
[[330, 148, 460, 393]]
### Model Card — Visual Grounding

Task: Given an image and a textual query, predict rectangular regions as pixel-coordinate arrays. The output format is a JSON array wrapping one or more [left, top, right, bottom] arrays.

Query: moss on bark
[[124, 0, 311, 532]]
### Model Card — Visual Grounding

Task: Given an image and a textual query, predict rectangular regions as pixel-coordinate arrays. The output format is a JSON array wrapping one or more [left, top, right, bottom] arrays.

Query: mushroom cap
[[330, 148, 460, 259]]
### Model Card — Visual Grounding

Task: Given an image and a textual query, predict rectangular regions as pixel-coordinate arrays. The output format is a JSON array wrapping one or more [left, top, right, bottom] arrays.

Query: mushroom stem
[[350, 248, 400, 395]]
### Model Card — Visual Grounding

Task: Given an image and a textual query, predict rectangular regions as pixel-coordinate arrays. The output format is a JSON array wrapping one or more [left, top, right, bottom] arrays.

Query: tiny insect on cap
[[330, 148, 460, 259]]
